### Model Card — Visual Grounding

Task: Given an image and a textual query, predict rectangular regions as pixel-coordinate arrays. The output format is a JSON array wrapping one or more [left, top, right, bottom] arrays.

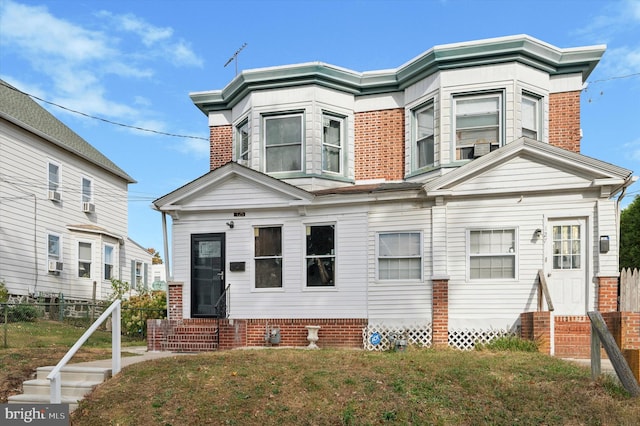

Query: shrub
[[3, 304, 42, 323], [121, 291, 167, 338], [0, 281, 8, 303], [475, 335, 538, 352]]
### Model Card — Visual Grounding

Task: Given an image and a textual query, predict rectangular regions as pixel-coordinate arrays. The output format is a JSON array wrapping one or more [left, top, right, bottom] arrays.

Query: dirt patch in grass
[[71, 348, 640, 425]]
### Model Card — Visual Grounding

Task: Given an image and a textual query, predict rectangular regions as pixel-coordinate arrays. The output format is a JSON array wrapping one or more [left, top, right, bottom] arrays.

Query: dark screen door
[[191, 233, 225, 317]]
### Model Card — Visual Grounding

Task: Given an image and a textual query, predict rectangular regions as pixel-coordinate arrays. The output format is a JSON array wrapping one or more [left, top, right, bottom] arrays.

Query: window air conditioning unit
[[48, 190, 61, 202], [473, 140, 491, 157], [82, 202, 95, 213], [48, 260, 63, 272]]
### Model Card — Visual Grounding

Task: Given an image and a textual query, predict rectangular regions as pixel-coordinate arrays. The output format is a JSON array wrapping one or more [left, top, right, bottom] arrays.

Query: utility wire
[[0, 81, 208, 141]]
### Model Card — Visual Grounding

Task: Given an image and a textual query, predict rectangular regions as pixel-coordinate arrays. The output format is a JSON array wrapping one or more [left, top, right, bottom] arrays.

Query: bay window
[[413, 102, 435, 170], [378, 232, 422, 280], [264, 113, 303, 173], [469, 229, 516, 279], [454, 92, 502, 160], [236, 119, 249, 162], [322, 114, 343, 174], [78, 242, 92, 278], [254, 226, 282, 288], [104, 245, 114, 280]]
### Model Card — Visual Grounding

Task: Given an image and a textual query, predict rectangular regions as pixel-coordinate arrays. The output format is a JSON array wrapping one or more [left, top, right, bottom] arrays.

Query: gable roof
[[0, 80, 135, 183], [422, 138, 634, 197], [191, 35, 605, 113], [153, 162, 315, 212]]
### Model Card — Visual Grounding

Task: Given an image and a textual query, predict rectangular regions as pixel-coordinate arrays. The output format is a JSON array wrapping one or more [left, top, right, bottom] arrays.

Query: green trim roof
[[0, 80, 136, 183], [191, 35, 605, 114]]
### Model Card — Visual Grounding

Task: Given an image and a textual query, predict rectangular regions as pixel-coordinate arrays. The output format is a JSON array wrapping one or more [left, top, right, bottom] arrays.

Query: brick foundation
[[432, 279, 449, 347], [554, 315, 592, 358], [520, 311, 551, 355], [167, 281, 183, 321]]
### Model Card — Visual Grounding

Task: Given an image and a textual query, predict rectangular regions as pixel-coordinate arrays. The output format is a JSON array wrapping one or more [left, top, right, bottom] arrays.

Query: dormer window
[[264, 113, 303, 173], [454, 92, 502, 160], [322, 114, 344, 174]]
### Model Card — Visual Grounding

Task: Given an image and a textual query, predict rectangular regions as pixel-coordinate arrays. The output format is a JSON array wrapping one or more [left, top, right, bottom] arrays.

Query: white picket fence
[[620, 268, 639, 312]]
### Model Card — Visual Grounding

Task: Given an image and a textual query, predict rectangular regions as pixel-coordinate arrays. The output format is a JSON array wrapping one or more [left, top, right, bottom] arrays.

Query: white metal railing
[[47, 299, 121, 403]]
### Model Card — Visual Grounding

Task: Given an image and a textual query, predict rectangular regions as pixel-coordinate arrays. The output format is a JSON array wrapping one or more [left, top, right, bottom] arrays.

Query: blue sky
[[1, 0, 639, 256]]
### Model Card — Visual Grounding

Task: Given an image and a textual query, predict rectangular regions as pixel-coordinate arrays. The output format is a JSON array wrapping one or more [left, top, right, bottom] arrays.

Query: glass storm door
[[546, 219, 587, 315], [191, 233, 225, 317]]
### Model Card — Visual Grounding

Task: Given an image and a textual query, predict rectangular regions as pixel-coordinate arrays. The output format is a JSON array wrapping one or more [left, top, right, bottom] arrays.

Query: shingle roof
[[0, 80, 135, 183]]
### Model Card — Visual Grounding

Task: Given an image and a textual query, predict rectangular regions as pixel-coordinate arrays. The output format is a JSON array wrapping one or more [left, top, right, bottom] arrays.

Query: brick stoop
[[161, 321, 220, 352]]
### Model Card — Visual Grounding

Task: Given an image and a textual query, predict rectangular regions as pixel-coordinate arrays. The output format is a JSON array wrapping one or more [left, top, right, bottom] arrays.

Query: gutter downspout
[[161, 211, 171, 281]]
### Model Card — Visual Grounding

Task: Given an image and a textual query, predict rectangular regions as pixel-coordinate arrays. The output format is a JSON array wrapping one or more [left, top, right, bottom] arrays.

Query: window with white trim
[[78, 242, 92, 278], [48, 234, 61, 262], [454, 92, 502, 160], [322, 114, 343, 174], [552, 225, 581, 269], [48, 162, 60, 192], [236, 119, 249, 162], [522, 93, 542, 140], [306, 224, 335, 287], [378, 232, 422, 280], [104, 245, 114, 280], [264, 113, 303, 173], [81, 177, 93, 203], [413, 102, 435, 170], [254, 226, 282, 288], [468, 229, 516, 279]]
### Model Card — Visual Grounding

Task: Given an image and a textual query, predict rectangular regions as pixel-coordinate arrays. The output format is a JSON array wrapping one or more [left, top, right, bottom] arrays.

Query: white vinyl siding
[[264, 113, 303, 173]]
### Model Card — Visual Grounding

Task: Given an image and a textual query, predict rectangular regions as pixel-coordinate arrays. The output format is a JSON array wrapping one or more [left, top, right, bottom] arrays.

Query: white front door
[[546, 218, 587, 315]]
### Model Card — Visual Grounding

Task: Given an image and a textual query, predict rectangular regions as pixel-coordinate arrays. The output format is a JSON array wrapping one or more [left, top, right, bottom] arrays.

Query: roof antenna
[[224, 43, 248, 76]]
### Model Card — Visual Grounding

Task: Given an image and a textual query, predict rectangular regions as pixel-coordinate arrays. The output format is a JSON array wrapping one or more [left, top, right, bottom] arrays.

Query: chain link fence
[[1, 301, 166, 348]]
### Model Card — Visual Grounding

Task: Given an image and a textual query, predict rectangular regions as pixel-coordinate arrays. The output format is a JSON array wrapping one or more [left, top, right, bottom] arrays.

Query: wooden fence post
[[588, 311, 640, 397]]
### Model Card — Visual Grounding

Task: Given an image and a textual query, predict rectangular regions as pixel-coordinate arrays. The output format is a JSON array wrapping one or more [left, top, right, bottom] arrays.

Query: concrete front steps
[[8, 365, 112, 412]]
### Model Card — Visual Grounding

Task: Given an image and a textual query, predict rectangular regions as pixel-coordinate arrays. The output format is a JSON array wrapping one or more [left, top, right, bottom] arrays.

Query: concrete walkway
[[72, 346, 194, 369]]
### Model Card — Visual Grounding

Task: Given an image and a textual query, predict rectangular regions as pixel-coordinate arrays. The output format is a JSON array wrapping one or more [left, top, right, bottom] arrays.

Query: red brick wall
[[548, 91, 581, 153], [168, 281, 183, 321], [597, 276, 619, 312], [603, 311, 640, 350], [210, 125, 233, 170], [354, 108, 405, 181], [432, 279, 449, 347], [219, 318, 367, 349], [520, 311, 551, 354], [554, 315, 591, 358]]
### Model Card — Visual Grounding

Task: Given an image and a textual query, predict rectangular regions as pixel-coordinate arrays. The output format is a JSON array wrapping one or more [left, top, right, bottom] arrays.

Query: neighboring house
[[150, 262, 167, 291], [151, 35, 636, 355], [0, 80, 152, 301]]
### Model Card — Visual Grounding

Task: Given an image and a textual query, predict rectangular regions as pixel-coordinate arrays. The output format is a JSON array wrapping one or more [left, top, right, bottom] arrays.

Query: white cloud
[[96, 11, 173, 46], [624, 138, 640, 162], [173, 138, 210, 159]]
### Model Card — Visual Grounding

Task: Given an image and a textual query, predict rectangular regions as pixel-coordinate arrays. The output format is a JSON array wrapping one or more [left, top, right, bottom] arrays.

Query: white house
[[0, 80, 152, 301], [151, 35, 636, 355]]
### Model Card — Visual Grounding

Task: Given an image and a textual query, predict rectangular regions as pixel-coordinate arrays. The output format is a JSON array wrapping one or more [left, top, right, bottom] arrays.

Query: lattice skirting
[[363, 323, 433, 351], [448, 328, 515, 350], [363, 324, 515, 351]]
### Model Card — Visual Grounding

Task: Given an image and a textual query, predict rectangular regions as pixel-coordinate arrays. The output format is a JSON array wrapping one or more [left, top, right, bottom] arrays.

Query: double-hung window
[[82, 177, 92, 203], [48, 162, 60, 192], [236, 119, 249, 162], [48, 233, 61, 273], [254, 226, 282, 288], [264, 113, 303, 173], [104, 245, 114, 280], [469, 229, 516, 280], [413, 102, 435, 169], [454, 92, 502, 160], [322, 114, 343, 174], [378, 232, 422, 280], [306, 225, 335, 287], [522, 93, 542, 140], [78, 242, 92, 278]]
